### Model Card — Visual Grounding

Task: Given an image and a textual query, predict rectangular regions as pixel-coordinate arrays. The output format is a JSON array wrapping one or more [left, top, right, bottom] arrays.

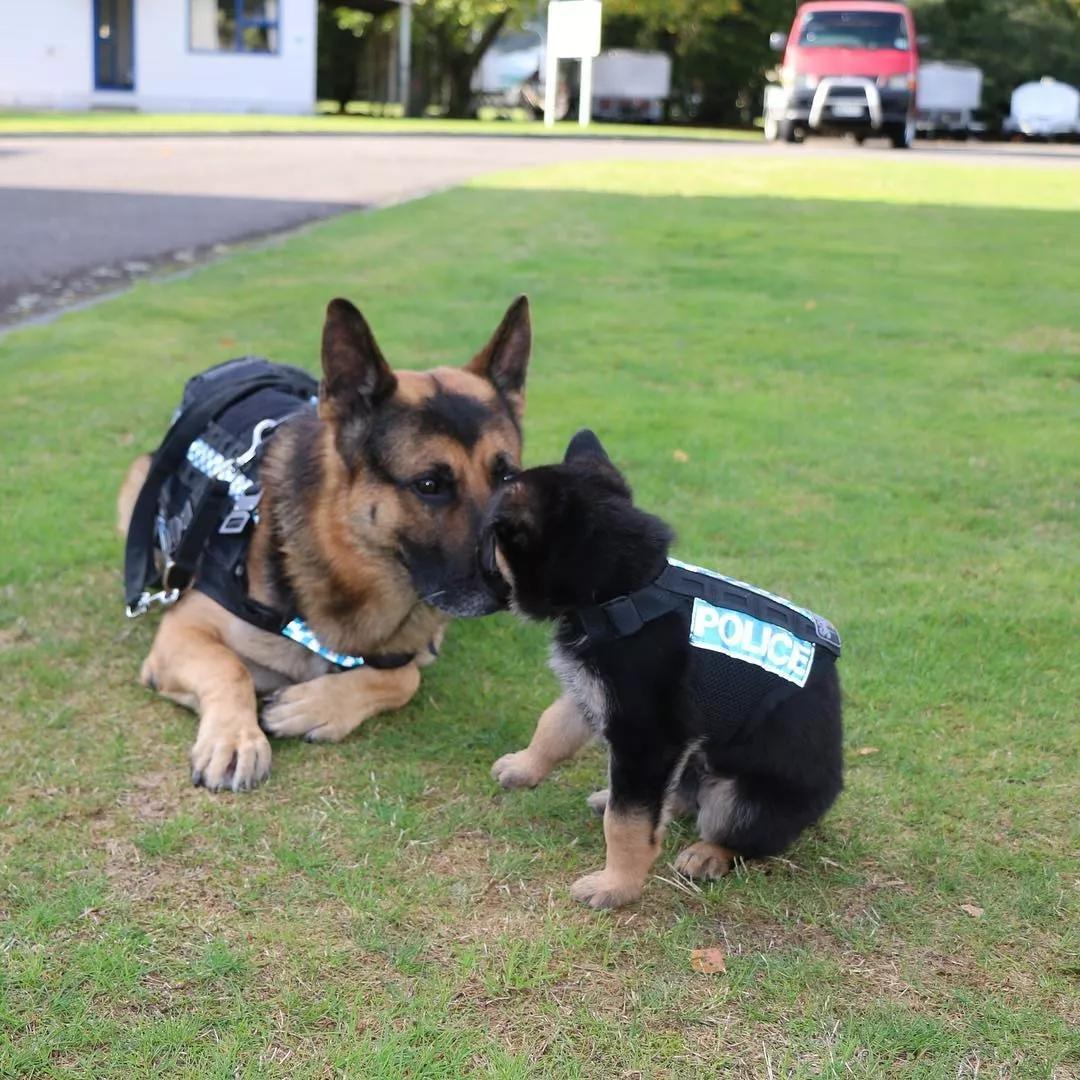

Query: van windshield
[[798, 11, 909, 50]]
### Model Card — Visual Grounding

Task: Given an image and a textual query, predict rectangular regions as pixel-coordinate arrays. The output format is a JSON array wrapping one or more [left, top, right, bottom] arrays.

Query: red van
[[763, 1, 920, 148]]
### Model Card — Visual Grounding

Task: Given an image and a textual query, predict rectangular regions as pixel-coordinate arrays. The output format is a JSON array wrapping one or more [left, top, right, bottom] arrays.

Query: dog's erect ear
[[318, 298, 398, 427], [466, 295, 531, 417], [563, 429, 612, 466], [564, 429, 631, 497]]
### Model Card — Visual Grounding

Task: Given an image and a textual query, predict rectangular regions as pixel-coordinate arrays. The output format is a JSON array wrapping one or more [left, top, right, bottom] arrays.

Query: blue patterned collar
[[280, 617, 367, 668]]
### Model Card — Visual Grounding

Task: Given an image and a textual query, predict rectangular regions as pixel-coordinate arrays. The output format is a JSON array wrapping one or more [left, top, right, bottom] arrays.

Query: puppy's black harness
[[123, 357, 415, 670], [570, 557, 842, 725]]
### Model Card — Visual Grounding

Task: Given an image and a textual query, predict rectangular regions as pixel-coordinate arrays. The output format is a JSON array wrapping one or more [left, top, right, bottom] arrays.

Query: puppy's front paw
[[570, 869, 643, 910], [261, 682, 350, 742], [491, 749, 546, 789], [586, 788, 610, 816], [673, 841, 735, 880], [190, 727, 271, 793]]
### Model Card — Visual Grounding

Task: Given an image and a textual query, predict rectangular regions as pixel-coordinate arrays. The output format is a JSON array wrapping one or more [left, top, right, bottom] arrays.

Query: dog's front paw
[[491, 749, 546, 789], [673, 841, 735, 880], [570, 869, 643, 910], [586, 788, 609, 816], [190, 727, 271, 793], [261, 682, 350, 742]]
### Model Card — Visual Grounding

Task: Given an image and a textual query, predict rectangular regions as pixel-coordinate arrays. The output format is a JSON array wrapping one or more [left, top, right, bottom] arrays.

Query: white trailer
[[915, 61, 983, 138], [1004, 77, 1080, 138], [590, 49, 672, 122]]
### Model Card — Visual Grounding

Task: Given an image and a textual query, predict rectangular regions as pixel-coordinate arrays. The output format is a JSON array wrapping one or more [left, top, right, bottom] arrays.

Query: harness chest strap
[[570, 561, 842, 659]]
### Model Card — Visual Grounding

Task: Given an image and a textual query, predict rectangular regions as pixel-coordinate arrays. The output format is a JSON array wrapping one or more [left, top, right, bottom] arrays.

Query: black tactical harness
[[123, 357, 416, 671], [569, 558, 842, 727]]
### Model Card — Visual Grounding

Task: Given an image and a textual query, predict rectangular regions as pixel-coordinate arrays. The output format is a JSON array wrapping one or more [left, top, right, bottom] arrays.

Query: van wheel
[[779, 119, 800, 143], [888, 118, 915, 149]]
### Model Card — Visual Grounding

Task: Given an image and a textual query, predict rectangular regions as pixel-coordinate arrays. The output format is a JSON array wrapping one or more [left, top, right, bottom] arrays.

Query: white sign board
[[548, 0, 602, 60], [545, 0, 602, 128]]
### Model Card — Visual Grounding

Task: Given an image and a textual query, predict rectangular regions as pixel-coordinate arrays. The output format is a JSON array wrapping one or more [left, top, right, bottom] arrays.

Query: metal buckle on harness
[[234, 418, 281, 468], [125, 561, 185, 619], [125, 587, 180, 619]]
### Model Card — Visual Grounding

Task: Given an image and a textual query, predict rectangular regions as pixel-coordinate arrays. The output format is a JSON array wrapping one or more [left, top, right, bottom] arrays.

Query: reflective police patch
[[689, 598, 816, 687]]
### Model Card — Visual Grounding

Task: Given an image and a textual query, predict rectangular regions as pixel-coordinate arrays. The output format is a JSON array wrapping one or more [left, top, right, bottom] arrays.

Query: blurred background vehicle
[[763, 1, 920, 150], [1003, 77, 1080, 140], [915, 60, 985, 139], [591, 49, 671, 122]]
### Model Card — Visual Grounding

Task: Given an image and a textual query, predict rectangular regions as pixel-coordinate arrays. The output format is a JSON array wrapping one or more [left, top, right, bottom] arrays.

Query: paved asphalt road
[[1, 133, 1076, 325]]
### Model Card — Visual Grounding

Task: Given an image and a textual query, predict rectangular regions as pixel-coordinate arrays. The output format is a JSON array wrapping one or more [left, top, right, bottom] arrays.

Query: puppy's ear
[[467, 295, 530, 418], [318, 298, 397, 429], [564, 429, 631, 497], [563, 429, 611, 465]]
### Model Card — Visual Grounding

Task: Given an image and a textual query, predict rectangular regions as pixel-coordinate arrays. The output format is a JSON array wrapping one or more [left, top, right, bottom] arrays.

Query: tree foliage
[[316, 4, 378, 112], [412, 0, 524, 116], [604, 0, 793, 124]]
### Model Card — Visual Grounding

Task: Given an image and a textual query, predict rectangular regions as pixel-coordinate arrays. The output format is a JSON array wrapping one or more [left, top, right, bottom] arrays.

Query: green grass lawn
[[0, 109, 755, 141], [1, 155, 1078, 1077]]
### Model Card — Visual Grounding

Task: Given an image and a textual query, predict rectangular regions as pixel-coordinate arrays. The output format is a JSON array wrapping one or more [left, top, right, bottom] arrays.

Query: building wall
[[0, 2, 95, 109], [0, 0, 317, 113]]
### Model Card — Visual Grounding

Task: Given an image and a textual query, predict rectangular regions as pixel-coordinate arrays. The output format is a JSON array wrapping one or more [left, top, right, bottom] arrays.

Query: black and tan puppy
[[117, 297, 529, 792], [487, 431, 843, 909]]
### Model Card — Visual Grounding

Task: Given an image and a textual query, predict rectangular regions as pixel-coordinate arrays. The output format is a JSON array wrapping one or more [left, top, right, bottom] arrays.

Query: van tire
[[779, 120, 800, 143], [888, 118, 915, 149]]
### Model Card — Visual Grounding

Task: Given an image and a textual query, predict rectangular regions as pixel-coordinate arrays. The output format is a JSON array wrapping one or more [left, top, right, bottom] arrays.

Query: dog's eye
[[413, 476, 447, 498], [493, 461, 519, 486]]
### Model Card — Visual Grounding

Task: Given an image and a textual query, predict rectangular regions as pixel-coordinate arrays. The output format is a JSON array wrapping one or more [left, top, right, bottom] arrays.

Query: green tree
[[317, 4, 376, 113], [604, 0, 795, 124], [413, 0, 525, 117]]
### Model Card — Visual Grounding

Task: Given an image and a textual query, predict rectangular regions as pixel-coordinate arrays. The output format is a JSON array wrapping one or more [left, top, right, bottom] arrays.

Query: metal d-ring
[[233, 418, 282, 469]]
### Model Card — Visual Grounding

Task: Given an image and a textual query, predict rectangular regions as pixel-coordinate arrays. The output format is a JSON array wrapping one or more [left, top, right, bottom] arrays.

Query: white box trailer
[[916, 61, 983, 138], [1004, 77, 1080, 138], [591, 49, 672, 122]]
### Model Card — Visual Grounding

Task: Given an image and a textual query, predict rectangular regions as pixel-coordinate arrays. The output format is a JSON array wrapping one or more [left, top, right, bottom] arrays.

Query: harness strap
[[164, 478, 232, 597], [570, 563, 841, 657], [124, 367, 316, 611]]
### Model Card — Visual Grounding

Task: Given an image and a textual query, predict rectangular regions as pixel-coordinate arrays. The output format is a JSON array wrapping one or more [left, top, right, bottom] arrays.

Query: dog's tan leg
[[570, 807, 663, 910], [260, 662, 421, 742], [116, 454, 151, 536], [491, 694, 592, 789], [142, 604, 271, 793]]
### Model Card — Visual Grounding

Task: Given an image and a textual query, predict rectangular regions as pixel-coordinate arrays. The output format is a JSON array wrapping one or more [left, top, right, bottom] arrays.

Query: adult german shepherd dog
[[117, 297, 529, 793]]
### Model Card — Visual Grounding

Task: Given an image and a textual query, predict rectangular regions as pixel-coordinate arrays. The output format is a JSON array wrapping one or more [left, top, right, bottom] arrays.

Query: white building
[[0, 1, 319, 114]]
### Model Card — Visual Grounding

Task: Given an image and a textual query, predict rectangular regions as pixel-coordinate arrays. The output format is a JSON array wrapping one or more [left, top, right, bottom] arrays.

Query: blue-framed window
[[190, 0, 279, 54]]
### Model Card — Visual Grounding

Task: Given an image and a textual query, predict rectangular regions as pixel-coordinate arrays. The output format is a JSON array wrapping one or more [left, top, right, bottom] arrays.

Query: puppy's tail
[[116, 454, 151, 537]]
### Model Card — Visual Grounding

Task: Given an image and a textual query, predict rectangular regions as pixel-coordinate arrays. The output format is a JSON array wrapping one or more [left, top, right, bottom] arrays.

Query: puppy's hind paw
[[673, 841, 735, 881], [570, 869, 643, 910]]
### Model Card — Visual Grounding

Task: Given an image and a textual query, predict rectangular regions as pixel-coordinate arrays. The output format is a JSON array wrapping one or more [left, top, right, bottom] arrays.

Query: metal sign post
[[545, 0, 602, 129]]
